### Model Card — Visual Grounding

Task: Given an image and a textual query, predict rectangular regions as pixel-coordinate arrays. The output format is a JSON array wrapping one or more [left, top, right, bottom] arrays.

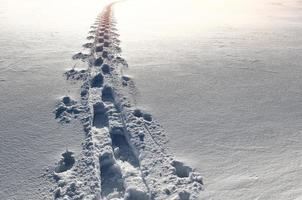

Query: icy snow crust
[[52, 4, 203, 200]]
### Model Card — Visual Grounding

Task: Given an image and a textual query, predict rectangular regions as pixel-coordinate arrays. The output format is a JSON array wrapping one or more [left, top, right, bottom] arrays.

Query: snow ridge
[[52, 3, 203, 200]]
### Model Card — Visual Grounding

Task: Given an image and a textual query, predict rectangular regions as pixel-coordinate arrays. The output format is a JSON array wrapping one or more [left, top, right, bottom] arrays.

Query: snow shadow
[[93, 102, 108, 128], [99, 152, 125, 198], [110, 127, 139, 168]]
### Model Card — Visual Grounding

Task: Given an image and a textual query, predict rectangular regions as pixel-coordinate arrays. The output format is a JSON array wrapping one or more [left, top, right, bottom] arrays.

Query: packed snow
[[51, 4, 202, 199]]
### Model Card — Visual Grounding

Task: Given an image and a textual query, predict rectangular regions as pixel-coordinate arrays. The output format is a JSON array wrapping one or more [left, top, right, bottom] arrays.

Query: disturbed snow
[[1, 0, 302, 200], [51, 4, 203, 200]]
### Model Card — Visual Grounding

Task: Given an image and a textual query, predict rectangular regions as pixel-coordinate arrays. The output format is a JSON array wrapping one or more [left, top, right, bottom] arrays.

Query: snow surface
[[51, 4, 202, 199], [1, 0, 302, 199], [0, 0, 109, 199], [114, 0, 302, 199]]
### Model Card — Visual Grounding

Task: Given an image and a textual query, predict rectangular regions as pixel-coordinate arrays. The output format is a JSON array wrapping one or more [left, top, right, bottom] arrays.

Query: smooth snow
[[115, 0, 302, 199]]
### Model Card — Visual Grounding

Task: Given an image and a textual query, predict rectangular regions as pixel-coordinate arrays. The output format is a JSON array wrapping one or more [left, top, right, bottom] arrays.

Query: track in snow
[[52, 3, 203, 200]]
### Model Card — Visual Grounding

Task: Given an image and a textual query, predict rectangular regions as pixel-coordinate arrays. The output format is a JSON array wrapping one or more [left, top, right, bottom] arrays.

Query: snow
[[51, 5, 202, 199], [1, 0, 302, 199], [0, 0, 108, 199], [115, 0, 302, 199]]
